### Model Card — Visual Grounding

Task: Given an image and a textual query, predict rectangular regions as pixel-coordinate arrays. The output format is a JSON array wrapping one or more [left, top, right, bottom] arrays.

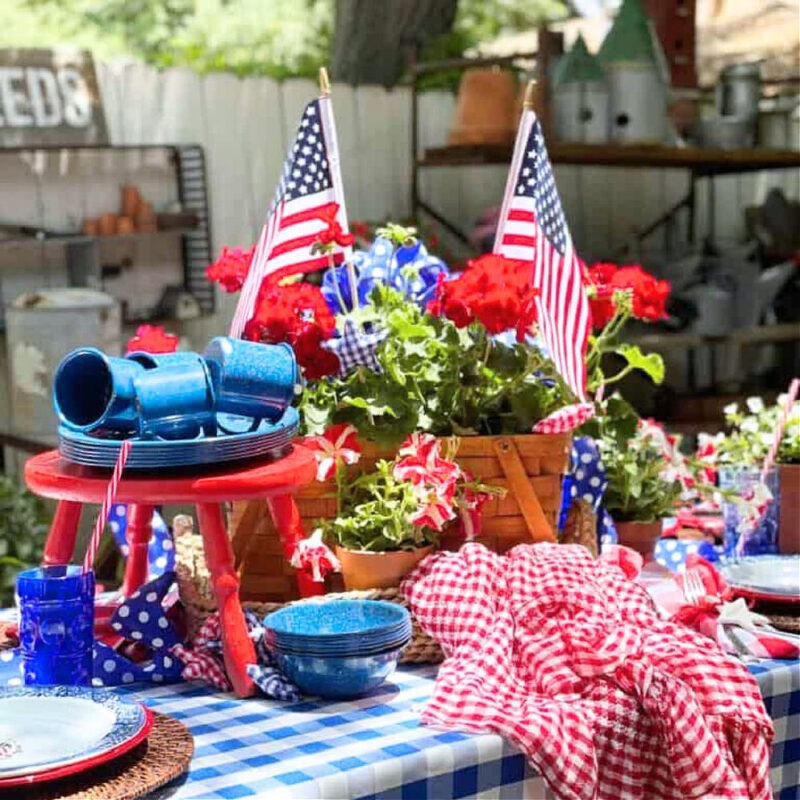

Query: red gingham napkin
[[402, 543, 773, 800], [532, 402, 595, 434]]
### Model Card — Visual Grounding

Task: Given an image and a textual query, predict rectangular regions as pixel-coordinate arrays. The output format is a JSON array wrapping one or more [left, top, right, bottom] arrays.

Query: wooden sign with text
[[0, 48, 108, 148]]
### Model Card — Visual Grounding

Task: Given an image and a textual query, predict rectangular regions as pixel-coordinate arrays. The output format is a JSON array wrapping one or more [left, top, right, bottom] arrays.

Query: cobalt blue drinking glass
[[719, 466, 779, 558], [16, 565, 95, 686]]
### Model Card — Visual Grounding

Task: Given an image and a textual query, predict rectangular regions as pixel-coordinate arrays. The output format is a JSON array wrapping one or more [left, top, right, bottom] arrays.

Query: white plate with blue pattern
[[0, 685, 152, 786]]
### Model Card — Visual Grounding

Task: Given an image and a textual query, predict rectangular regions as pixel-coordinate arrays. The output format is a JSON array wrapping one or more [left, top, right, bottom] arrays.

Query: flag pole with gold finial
[[318, 66, 359, 309]]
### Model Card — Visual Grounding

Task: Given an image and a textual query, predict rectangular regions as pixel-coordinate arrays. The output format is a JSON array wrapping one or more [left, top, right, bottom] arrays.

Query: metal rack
[[409, 53, 800, 250], [0, 142, 214, 320]]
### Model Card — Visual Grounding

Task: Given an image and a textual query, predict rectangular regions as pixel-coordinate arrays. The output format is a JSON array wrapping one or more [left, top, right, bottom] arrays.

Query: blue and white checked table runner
[[109, 661, 799, 800]]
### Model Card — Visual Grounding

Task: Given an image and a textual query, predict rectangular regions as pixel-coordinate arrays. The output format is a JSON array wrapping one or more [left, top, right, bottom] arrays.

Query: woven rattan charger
[[2, 713, 193, 800]]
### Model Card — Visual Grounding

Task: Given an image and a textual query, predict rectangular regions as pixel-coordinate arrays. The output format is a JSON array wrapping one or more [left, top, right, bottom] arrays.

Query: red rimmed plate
[[0, 686, 153, 788], [720, 555, 800, 604]]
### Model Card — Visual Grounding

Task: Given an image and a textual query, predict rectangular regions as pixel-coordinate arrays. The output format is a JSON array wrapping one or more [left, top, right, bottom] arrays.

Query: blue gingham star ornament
[[322, 319, 387, 375]]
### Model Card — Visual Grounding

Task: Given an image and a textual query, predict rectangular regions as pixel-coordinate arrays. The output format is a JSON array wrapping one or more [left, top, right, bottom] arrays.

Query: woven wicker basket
[[232, 433, 572, 602], [175, 527, 443, 664]]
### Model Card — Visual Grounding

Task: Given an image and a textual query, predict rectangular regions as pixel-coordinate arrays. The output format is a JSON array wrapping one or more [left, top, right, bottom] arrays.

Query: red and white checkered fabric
[[171, 612, 232, 692], [532, 402, 594, 434], [402, 543, 773, 800]]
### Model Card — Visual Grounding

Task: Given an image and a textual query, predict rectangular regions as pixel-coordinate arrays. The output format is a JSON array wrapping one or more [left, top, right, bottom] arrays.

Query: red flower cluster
[[428, 254, 538, 341], [243, 281, 339, 379], [393, 434, 491, 537], [125, 324, 179, 355], [583, 262, 670, 328], [317, 203, 355, 248], [206, 246, 254, 293]]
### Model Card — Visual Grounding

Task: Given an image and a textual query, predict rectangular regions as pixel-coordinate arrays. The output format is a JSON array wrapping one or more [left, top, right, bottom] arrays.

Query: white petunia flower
[[745, 397, 764, 414]]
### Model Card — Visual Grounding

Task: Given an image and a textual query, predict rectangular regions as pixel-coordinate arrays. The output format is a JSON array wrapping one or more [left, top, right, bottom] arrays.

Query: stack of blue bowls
[[264, 599, 412, 699]]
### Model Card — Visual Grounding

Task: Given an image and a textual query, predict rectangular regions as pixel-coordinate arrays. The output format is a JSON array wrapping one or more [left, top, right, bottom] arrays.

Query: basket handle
[[491, 438, 557, 543]]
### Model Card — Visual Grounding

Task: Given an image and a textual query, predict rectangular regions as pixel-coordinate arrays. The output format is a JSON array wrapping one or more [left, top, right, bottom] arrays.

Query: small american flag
[[230, 96, 351, 337], [494, 109, 590, 401]]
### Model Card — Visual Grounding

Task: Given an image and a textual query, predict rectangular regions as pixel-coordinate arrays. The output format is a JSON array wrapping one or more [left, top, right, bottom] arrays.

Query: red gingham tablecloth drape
[[402, 543, 773, 800]]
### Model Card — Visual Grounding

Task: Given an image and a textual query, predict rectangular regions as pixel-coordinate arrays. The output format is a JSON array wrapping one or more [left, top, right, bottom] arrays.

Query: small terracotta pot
[[335, 545, 434, 591], [116, 216, 135, 235], [81, 218, 98, 236], [779, 463, 800, 554], [614, 520, 663, 560], [97, 213, 117, 236], [121, 185, 141, 218]]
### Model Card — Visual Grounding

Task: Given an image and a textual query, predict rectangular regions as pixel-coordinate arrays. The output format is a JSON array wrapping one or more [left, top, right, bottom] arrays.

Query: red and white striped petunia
[[290, 529, 342, 582], [305, 423, 361, 481]]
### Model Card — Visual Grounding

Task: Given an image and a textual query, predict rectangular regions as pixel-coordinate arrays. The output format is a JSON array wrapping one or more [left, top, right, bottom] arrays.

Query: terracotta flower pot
[[335, 545, 434, 591], [448, 69, 518, 147], [614, 520, 663, 560], [779, 463, 800, 554]]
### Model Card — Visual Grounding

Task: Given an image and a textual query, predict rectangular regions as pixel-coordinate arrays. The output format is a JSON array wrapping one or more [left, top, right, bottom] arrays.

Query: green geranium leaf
[[616, 344, 665, 385]]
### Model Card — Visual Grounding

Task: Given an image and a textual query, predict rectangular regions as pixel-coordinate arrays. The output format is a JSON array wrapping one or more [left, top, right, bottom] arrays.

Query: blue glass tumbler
[[16, 565, 95, 686], [719, 467, 780, 558]]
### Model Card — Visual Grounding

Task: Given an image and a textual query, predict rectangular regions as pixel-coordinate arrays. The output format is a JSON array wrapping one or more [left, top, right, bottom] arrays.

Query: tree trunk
[[331, 0, 458, 86]]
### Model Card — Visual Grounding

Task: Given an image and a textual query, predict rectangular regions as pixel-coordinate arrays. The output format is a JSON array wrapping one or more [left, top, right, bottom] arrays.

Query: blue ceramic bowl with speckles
[[273, 643, 407, 698]]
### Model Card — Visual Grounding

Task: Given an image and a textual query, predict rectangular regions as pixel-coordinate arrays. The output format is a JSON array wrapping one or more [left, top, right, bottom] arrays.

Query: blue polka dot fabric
[[654, 537, 720, 573], [92, 571, 183, 687], [109, 506, 175, 579]]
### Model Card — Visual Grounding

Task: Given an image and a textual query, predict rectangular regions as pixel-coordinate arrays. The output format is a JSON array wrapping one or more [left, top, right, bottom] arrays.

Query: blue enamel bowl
[[274, 643, 406, 699], [264, 600, 410, 639]]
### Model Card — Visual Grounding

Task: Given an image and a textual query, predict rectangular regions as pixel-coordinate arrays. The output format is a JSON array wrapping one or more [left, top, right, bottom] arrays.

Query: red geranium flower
[[206, 246, 254, 293], [244, 281, 339, 379], [583, 262, 670, 327], [429, 253, 538, 341], [317, 203, 355, 248], [125, 325, 179, 355]]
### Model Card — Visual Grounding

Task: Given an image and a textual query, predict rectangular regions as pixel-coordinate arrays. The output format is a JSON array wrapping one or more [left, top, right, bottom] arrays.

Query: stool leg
[[196, 502, 256, 698], [121, 504, 154, 596], [43, 501, 83, 566], [267, 494, 325, 598]]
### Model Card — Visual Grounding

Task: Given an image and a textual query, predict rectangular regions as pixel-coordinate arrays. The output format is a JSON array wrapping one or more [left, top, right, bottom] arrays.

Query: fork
[[682, 567, 706, 605]]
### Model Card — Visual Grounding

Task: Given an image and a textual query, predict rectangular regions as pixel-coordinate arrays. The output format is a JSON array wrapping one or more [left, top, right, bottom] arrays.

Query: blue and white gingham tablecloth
[[113, 660, 799, 800]]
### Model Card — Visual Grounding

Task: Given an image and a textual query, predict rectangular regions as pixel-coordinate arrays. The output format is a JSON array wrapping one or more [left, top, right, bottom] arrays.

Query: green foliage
[[581, 395, 682, 523], [8, 0, 565, 82], [419, 0, 569, 90], [615, 343, 665, 385], [713, 397, 800, 467], [319, 460, 435, 552], [0, 476, 49, 608], [14, 0, 332, 78], [300, 286, 571, 446]]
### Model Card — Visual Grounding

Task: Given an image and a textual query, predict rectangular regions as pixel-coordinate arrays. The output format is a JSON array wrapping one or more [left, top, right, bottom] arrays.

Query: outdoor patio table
[[99, 659, 798, 799]]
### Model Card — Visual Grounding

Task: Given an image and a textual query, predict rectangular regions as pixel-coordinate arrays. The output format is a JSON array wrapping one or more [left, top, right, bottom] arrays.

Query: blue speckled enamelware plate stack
[[264, 600, 412, 698], [57, 407, 298, 470]]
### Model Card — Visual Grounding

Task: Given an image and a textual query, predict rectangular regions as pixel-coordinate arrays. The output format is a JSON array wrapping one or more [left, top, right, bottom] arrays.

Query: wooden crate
[[228, 433, 570, 602]]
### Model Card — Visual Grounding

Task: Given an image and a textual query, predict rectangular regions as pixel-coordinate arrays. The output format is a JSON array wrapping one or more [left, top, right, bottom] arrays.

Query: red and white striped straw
[[761, 377, 800, 482], [83, 440, 132, 572]]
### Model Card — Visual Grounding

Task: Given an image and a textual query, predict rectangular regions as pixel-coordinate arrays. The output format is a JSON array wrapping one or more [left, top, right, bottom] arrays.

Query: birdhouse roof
[[555, 34, 606, 86], [597, 0, 659, 65]]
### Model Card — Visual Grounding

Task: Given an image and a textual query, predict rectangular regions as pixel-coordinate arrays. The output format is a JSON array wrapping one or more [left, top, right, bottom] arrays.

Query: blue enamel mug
[[203, 337, 301, 423], [53, 347, 145, 434], [133, 354, 216, 440], [126, 351, 198, 370]]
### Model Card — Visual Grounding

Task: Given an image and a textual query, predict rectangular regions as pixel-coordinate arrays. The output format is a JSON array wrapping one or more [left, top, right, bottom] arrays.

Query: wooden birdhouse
[[553, 34, 609, 144], [598, 0, 671, 144]]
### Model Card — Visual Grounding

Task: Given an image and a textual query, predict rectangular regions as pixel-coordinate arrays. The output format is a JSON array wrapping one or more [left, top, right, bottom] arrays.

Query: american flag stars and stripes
[[230, 96, 352, 338], [494, 111, 591, 401]]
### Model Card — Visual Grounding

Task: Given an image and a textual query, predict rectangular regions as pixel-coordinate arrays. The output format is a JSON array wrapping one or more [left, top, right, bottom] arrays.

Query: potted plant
[[310, 432, 497, 590], [581, 395, 683, 558], [210, 223, 579, 584], [697, 395, 800, 555]]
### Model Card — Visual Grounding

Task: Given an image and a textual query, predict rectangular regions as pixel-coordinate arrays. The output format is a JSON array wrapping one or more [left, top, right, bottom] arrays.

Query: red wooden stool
[[24, 446, 319, 698]]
